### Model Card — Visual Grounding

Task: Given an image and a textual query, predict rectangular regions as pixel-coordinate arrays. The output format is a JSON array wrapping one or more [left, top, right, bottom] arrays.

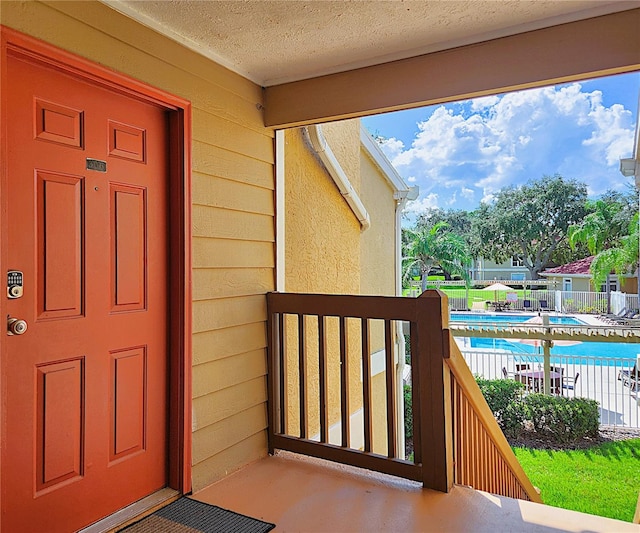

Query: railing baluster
[[318, 315, 328, 443], [278, 312, 286, 434], [267, 310, 277, 453], [298, 314, 307, 439], [409, 322, 421, 464], [361, 318, 372, 453], [385, 319, 396, 458], [340, 316, 350, 448]]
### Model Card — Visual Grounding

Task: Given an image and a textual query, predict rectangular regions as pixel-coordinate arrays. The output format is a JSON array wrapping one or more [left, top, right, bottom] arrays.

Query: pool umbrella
[[482, 282, 514, 304]]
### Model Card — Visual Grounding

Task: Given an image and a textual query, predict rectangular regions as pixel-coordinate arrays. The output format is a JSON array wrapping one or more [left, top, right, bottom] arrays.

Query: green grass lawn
[[513, 439, 640, 522], [402, 286, 532, 307]]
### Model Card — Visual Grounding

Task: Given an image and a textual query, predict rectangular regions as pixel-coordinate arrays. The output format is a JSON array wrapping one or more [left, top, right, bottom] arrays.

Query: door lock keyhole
[[7, 317, 27, 336]]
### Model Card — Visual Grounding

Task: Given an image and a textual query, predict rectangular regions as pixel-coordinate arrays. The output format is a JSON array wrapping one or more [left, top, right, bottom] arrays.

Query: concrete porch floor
[[193, 451, 639, 532]]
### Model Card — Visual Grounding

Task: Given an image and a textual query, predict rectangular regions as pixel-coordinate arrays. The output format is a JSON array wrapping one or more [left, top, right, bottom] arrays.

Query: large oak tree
[[472, 175, 588, 279]]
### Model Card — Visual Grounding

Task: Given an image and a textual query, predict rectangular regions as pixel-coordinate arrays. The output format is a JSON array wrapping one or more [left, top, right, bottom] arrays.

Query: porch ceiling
[[103, 0, 637, 87]]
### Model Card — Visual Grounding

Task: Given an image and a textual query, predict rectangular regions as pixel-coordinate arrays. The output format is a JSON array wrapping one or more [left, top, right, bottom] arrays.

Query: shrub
[[475, 377, 524, 427], [523, 394, 599, 443], [475, 378, 600, 444], [404, 384, 413, 440], [502, 401, 527, 438]]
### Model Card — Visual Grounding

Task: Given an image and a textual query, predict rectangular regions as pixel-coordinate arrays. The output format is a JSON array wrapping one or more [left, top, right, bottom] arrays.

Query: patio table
[[515, 370, 562, 393]]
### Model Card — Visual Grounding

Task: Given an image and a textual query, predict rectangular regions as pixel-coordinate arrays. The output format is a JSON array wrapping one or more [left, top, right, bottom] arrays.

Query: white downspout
[[305, 125, 371, 231]]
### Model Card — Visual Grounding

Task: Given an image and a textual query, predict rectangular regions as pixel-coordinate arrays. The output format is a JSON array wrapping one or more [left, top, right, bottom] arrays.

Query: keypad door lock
[[7, 270, 23, 299]]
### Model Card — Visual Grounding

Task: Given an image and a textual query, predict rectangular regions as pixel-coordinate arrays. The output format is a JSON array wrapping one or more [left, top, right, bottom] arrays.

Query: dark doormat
[[122, 497, 276, 533]]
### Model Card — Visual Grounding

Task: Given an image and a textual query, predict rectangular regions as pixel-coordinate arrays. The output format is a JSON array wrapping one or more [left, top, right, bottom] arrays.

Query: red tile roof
[[542, 256, 593, 276]]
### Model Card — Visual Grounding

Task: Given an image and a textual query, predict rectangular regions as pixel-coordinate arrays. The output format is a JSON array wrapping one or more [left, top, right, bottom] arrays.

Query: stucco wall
[[283, 124, 361, 444], [1, 0, 274, 492], [283, 121, 398, 454], [284, 125, 361, 295]]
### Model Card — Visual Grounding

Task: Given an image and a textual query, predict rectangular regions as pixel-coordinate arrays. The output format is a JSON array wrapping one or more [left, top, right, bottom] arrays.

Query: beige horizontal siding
[[193, 111, 274, 164], [192, 206, 275, 242], [193, 296, 267, 333], [193, 404, 267, 465], [193, 142, 275, 189], [192, 432, 267, 493], [1, 0, 276, 492], [193, 268, 274, 301], [192, 349, 267, 399], [193, 378, 267, 433], [192, 323, 267, 366], [193, 173, 274, 215], [193, 238, 274, 269]]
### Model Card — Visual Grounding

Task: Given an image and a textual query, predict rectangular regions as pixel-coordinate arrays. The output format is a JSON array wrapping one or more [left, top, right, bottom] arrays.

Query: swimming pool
[[451, 313, 584, 326], [450, 312, 640, 360]]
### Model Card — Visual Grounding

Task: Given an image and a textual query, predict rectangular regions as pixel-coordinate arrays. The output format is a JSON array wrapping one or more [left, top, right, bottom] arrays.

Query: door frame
[[0, 24, 193, 512]]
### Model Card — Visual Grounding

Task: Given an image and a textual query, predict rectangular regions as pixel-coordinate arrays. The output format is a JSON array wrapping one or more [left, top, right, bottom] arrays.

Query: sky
[[362, 72, 640, 219]]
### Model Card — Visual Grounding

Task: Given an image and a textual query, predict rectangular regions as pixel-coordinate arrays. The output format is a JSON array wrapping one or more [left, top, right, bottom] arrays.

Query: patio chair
[[523, 299, 532, 310], [515, 363, 531, 372], [618, 364, 639, 392], [550, 367, 564, 394], [538, 300, 548, 311], [502, 367, 509, 379], [600, 307, 627, 322], [609, 309, 639, 324], [562, 372, 580, 394]]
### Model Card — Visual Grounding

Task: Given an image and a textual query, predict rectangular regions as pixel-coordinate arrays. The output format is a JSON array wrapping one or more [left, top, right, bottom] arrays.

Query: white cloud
[[582, 103, 634, 166], [460, 187, 474, 200], [377, 137, 405, 161], [469, 95, 500, 111], [383, 81, 636, 213], [404, 193, 439, 215]]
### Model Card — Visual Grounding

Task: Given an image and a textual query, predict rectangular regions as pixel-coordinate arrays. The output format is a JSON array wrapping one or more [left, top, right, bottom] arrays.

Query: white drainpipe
[[305, 125, 371, 231]]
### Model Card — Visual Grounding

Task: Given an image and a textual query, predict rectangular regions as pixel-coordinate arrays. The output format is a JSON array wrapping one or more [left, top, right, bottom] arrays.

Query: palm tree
[[568, 198, 627, 309], [568, 199, 624, 257], [403, 222, 471, 292], [590, 213, 639, 293]]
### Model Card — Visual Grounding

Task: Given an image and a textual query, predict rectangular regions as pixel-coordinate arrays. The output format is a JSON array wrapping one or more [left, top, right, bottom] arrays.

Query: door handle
[[7, 317, 27, 336]]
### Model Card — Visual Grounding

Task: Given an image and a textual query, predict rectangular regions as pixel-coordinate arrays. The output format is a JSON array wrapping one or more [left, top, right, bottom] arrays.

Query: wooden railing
[[447, 341, 540, 500], [266, 290, 541, 502]]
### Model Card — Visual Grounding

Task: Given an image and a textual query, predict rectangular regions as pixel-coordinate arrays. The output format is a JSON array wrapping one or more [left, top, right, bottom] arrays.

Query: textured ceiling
[[104, 0, 639, 86]]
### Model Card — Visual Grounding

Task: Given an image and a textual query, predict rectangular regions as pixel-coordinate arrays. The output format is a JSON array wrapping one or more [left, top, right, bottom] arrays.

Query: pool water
[[450, 312, 640, 360], [451, 313, 583, 326]]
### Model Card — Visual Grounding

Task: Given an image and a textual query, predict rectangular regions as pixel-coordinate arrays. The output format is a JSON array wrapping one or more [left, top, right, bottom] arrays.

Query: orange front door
[[2, 52, 168, 532]]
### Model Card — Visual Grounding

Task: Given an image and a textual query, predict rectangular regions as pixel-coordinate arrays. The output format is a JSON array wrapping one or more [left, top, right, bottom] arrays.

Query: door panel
[[37, 171, 84, 318], [111, 346, 146, 460], [34, 98, 84, 148], [36, 359, 84, 492], [3, 53, 169, 532], [111, 184, 146, 311]]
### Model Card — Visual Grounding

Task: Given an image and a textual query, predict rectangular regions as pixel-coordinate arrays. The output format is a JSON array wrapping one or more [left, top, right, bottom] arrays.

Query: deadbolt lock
[[7, 270, 23, 299]]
